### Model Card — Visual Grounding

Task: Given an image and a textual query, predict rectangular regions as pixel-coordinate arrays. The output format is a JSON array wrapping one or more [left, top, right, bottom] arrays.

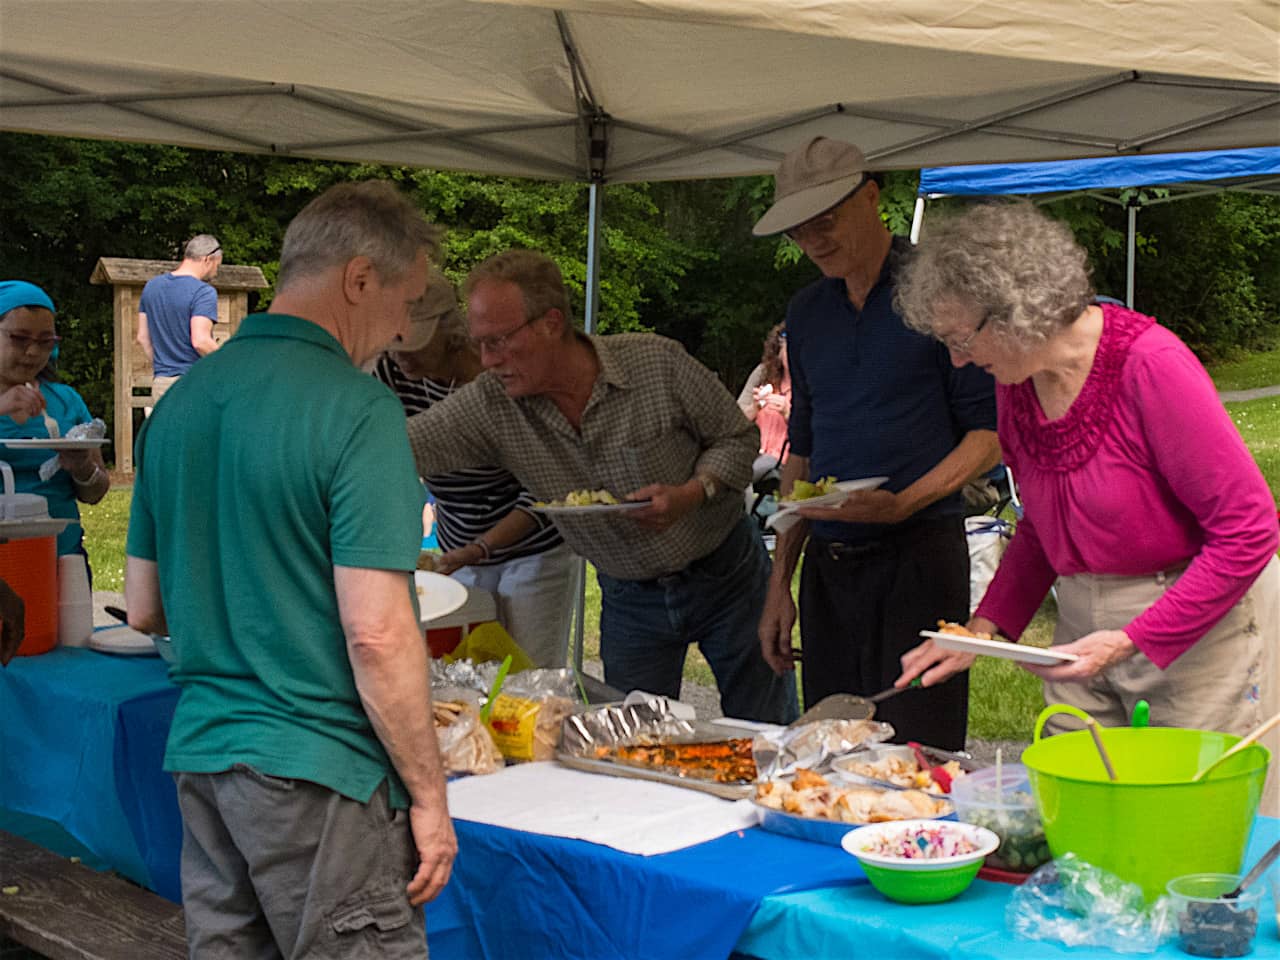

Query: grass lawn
[[1206, 347, 1280, 392], [80, 358, 1278, 744]]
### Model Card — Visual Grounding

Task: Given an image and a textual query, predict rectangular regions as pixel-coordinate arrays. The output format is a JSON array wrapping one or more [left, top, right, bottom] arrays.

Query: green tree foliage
[[1, 131, 1276, 469]]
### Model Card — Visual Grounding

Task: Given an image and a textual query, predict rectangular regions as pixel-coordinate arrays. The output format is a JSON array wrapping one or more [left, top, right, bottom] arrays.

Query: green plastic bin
[[1021, 704, 1269, 901]]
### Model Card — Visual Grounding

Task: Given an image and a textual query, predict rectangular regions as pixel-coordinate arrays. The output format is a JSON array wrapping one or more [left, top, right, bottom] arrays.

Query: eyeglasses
[[0, 330, 62, 352], [939, 311, 992, 355], [784, 177, 869, 241], [468, 316, 534, 354]]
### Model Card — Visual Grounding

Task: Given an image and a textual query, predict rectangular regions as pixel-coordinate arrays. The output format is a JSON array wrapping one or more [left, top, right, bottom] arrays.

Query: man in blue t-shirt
[[752, 137, 1001, 750], [137, 233, 222, 407]]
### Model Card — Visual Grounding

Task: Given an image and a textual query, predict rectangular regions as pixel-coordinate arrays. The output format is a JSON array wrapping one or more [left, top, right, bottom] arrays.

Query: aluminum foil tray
[[556, 752, 754, 800]]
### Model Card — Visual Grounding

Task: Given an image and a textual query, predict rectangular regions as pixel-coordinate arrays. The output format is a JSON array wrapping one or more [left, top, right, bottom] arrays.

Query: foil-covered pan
[[830, 743, 978, 794], [556, 752, 755, 800], [558, 694, 760, 798]]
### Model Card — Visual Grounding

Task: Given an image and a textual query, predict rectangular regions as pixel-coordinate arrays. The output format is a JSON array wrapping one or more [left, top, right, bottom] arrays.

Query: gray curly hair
[[896, 201, 1094, 344]]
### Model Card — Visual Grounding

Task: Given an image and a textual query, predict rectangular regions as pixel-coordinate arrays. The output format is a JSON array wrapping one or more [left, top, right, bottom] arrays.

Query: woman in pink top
[[736, 323, 791, 463], [891, 203, 1278, 793]]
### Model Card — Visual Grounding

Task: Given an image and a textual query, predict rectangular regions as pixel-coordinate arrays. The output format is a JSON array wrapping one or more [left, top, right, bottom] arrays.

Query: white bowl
[[841, 819, 999, 871]]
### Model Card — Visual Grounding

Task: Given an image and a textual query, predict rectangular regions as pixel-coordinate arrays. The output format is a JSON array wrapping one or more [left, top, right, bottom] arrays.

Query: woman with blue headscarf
[[0, 282, 109, 573]]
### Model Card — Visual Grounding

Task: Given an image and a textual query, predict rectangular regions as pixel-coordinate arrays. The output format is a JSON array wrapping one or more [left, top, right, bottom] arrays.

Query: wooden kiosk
[[89, 258, 269, 473]]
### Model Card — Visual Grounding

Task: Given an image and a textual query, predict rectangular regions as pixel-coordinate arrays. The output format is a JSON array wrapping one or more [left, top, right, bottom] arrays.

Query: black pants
[[799, 517, 970, 750]]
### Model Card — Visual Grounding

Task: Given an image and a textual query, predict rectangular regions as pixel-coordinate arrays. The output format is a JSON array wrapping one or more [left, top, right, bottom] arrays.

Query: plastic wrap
[[432, 688, 502, 776], [753, 718, 894, 782], [1007, 853, 1176, 954], [38, 417, 106, 482]]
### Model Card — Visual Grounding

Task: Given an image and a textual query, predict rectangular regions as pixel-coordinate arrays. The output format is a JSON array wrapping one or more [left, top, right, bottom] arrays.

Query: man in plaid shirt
[[407, 250, 798, 724]]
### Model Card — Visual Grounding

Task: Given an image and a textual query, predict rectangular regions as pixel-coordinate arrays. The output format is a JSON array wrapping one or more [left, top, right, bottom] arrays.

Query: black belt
[[810, 517, 961, 563]]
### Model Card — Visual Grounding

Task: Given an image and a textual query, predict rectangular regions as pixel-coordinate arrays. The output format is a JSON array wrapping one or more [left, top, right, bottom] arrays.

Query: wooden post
[[89, 259, 268, 474]]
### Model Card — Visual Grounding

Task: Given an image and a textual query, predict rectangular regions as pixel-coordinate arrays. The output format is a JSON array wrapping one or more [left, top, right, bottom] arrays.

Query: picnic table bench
[[0, 831, 184, 960]]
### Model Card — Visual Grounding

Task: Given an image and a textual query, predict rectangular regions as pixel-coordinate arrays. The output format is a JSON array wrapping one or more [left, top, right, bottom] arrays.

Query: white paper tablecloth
[[446, 762, 758, 856]]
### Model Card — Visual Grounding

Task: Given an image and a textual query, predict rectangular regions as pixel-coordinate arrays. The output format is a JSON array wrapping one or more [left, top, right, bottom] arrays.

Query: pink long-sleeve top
[[976, 303, 1278, 669]]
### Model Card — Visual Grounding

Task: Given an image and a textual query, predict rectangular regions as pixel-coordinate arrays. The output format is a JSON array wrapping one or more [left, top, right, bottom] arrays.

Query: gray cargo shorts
[[175, 766, 427, 959]]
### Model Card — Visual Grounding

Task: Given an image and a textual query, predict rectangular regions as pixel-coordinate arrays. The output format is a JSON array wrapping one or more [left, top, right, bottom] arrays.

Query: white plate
[[919, 630, 1079, 665], [766, 477, 890, 532], [0, 517, 70, 541], [88, 625, 160, 656], [532, 500, 651, 515], [0, 438, 111, 451], [414, 570, 468, 623]]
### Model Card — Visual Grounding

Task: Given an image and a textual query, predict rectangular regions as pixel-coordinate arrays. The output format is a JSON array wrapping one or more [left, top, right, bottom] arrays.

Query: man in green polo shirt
[[125, 181, 455, 958]]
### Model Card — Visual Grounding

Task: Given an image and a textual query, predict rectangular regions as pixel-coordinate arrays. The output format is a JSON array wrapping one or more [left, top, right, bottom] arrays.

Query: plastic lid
[[950, 763, 1036, 808], [0, 461, 50, 521]]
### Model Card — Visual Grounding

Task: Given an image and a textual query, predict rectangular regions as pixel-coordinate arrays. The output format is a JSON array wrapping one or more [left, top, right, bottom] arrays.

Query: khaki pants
[[1047, 556, 1280, 816], [145, 375, 180, 417]]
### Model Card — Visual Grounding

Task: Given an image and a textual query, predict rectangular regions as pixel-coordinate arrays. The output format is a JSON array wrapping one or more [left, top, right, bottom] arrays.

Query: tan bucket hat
[[752, 137, 870, 237], [393, 268, 458, 352]]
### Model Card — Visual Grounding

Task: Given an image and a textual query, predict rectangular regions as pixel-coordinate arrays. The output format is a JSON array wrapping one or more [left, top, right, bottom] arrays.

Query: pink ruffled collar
[[1002, 303, 1155, 472]]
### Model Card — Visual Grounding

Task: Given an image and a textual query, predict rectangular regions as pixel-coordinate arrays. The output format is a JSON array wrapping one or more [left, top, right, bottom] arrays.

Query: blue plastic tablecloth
[[425, 817, 865, 960], [738, 821, 1280, 960], [0, 647, 183, 900], [6, 649, 1278, 959]]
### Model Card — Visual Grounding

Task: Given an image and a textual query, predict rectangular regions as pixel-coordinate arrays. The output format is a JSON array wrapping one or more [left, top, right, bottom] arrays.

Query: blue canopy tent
[[911, 148, 1280, 308]]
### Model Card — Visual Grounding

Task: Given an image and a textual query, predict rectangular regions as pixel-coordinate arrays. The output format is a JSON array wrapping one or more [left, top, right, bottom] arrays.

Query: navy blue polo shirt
[[786, 239, 996, 543]]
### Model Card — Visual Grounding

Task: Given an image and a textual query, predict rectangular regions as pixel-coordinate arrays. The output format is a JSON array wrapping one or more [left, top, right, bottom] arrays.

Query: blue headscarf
[[0, 281, 56, 319]]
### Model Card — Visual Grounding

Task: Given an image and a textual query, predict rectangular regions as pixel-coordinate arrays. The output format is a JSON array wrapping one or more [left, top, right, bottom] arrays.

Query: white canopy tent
[[1, 0, 1276, 665]]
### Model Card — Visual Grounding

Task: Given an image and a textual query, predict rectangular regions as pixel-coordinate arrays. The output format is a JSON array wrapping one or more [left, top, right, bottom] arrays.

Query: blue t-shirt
[[786, 239, 997, 543], [0, 381, 93, 556], [138, 273, 218, 377]]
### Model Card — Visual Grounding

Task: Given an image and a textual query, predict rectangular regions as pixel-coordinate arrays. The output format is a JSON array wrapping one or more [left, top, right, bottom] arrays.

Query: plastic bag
[[444, 621, 535, 674], [483, 668, 578, 762], [1007, 853, 1176, 954], [38, 417, 106, 482], [432, 688, 502, 776]]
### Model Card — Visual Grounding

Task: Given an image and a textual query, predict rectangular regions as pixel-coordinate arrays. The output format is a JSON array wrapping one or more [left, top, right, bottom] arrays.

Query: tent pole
[[909, 196, 926, 245], [572, 181, 605, 678], [1126, 202, 1137, 308]]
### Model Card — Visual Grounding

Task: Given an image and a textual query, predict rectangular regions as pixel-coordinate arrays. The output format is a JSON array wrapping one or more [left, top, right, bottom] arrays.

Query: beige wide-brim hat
[[393, 269, 458, 352], [752, 137, 870, 237]]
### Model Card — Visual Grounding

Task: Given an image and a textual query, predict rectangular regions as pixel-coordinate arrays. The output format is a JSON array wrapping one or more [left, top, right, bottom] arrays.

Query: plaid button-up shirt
[[405, 333, 759, 581]]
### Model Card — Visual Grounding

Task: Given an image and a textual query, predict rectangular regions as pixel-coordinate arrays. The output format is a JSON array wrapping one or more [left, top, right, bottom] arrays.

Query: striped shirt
[[373, 355, 563, 564], [405, 333, 759, 582]]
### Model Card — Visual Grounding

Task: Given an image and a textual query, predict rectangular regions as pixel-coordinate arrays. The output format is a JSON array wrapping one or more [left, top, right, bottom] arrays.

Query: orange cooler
[[0, 535, 58, 656]]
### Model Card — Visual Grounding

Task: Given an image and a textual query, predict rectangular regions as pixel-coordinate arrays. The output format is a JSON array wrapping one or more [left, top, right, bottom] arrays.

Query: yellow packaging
[[484, 693, 576, 762]]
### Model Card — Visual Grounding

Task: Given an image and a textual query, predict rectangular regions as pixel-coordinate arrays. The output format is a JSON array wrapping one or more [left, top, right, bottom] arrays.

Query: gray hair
[[184, 234, 221, 259], [464, 249, 574, 334], [896, 201, 1094, 344], [276, 181, 443, 291]]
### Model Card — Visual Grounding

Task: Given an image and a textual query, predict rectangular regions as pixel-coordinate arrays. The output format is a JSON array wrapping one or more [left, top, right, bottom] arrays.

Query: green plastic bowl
[[859, 859, 983, 904], [841, 819, 999, 904]]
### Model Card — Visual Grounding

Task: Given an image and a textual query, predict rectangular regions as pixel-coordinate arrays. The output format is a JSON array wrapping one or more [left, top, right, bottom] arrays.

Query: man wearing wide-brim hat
[[753, 136, 1000, 750]]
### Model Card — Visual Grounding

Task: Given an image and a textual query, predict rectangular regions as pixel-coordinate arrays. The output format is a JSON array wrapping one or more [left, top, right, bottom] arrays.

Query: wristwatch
[[696, 473, 719, 503]]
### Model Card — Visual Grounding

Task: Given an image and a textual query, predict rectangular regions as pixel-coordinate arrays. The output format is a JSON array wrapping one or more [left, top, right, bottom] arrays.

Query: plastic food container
[[1166, 873, 1263, 958], [950, 763, 1049, 873]]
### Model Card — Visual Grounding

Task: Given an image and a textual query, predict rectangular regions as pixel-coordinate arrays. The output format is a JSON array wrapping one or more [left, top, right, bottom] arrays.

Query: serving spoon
[[1224, 839, 1280, 899]]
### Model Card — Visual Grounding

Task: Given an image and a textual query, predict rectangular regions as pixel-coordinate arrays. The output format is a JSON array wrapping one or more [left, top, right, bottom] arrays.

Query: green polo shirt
[[126, 313, 423, 806]]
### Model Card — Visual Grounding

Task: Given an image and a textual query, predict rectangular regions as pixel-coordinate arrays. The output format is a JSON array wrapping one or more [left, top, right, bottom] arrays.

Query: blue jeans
[[597, 517, 798, 724]]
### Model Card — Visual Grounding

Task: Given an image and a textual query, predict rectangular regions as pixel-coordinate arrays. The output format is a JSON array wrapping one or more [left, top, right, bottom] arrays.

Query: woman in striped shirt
[[373, 269, 577, 668]]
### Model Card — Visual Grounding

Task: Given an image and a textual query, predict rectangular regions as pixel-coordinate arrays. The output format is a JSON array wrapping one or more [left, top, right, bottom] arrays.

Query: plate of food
[[0, 438, 110, 451], [532, 489, 651, 514], [919, 623, 1078, 665], [766, 476, 890, 532]]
